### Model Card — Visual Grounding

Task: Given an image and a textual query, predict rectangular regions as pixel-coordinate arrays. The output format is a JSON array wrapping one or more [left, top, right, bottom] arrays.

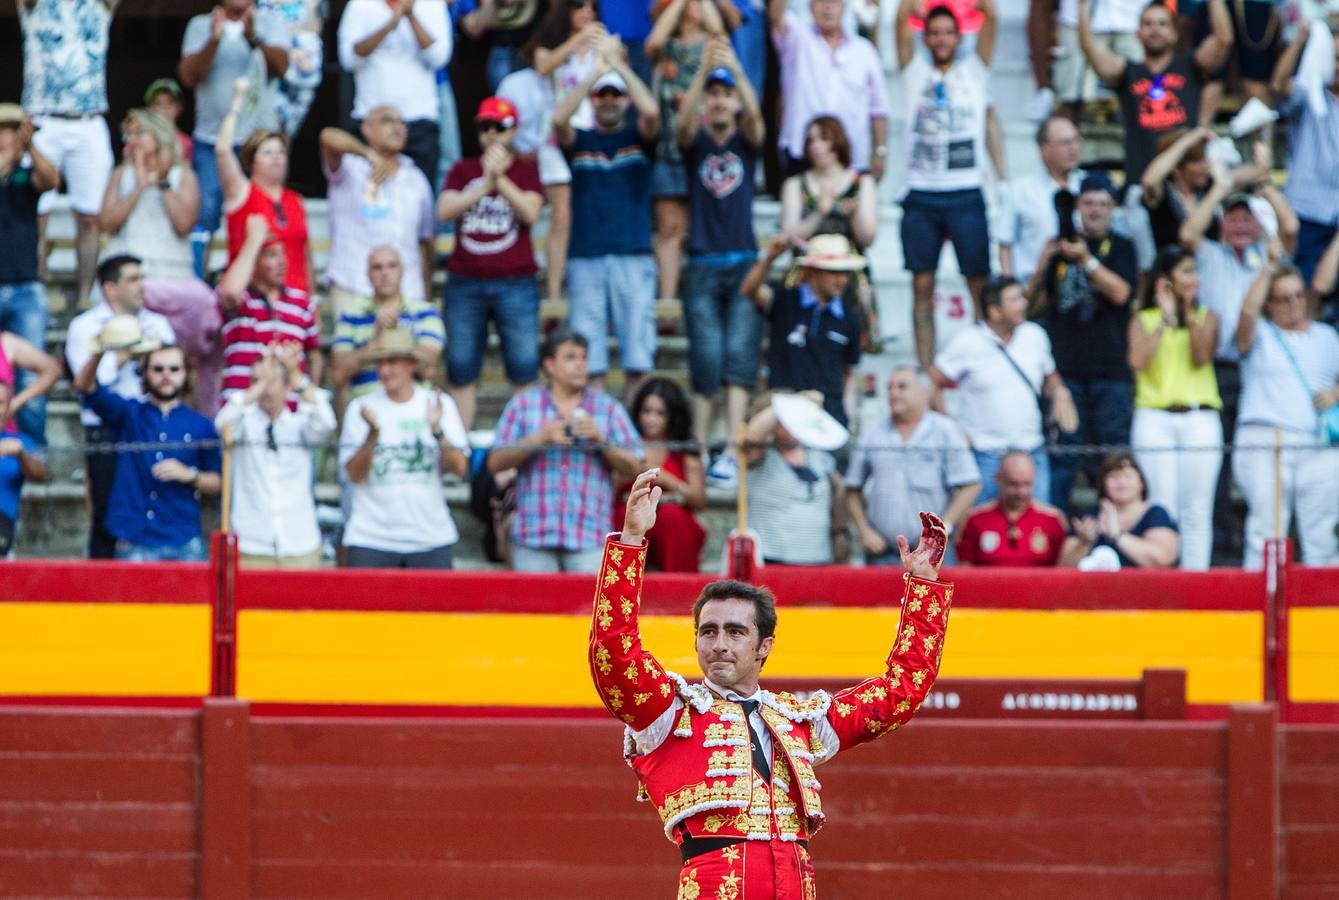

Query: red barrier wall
[[3, 702, 1334, 898]]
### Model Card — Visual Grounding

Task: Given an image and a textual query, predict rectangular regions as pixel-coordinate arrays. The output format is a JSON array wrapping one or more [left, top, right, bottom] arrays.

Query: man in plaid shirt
[[487, 328, 644, 572]]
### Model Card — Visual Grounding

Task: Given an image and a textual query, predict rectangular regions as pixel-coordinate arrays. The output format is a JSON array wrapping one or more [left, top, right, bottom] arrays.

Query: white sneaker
[[1027, 87, 1056, 124], [707, 453, 739, 489]]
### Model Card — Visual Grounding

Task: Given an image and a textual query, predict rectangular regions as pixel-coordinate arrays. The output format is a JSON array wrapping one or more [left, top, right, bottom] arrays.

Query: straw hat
[[365, 328, 417, 362], [91, 314, 162, 355], [796, 234, 866, 272], [771, 393, 849, 450]]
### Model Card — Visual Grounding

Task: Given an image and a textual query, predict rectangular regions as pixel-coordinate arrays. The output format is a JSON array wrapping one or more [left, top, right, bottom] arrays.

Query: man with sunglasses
[[895, 0, 999, 371], [956, 450, 1066, 566], [439, 96, 544, 429], [554, 37, 661, 402], [73, 340, 222, 563], [1079, 0, 1232, 269]]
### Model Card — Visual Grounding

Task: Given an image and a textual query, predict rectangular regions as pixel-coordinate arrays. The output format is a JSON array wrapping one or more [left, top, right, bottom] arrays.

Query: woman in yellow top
[[1126, 244, 1222, 570]]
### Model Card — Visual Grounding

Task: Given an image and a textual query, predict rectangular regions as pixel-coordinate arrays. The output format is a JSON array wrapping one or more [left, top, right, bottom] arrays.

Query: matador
[[588, 468, 954, 898]]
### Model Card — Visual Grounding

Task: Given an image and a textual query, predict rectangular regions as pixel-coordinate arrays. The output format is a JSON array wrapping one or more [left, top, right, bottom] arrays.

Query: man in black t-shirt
[[741, 233, 863, 429], [674, 38, 766, 488], [1028, 172, 1138, 514], [1078, 0, 1231, 269]]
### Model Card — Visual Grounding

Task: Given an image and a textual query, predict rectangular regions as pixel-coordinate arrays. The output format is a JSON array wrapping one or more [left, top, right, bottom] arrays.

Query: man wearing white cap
[[553, 36, 661, 403], [741, 232, 863, 428]]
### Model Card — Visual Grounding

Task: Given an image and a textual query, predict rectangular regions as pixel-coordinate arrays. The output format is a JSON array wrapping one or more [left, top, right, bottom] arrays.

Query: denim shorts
[[566, 254, 658, 375], [443, 273, 540, 386], [681, 259, 761, 396], [114, 535, 207, 562], [900, 188, 991, 277], [651, 159, 688, 199]]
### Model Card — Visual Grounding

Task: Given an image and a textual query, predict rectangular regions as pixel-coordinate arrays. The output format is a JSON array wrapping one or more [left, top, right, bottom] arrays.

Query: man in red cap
[[437, 96, 545, 428], [591, 468, 954, 897]]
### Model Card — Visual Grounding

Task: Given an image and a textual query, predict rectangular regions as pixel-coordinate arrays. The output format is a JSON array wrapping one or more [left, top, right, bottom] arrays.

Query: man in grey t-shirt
[[846, 367, 981, 566], [178, 0, 288, 242]]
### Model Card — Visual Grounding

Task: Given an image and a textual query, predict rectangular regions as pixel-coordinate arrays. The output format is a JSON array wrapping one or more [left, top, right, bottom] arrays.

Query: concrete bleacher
[[14, 3, 1090, 564]]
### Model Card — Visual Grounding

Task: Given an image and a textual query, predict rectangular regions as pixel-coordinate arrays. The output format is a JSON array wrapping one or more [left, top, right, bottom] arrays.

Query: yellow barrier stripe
[[236, 608, 1264, 707], [0, 603, 211, 695], [1288, 608, 1339, 701]]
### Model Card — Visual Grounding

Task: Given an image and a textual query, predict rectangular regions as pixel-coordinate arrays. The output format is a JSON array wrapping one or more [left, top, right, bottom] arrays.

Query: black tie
[[738, 699, 772, 780]]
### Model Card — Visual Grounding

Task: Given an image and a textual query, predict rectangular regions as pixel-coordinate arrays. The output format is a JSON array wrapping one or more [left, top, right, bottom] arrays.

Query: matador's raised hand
[[897, 511, 948, 580], [621, 468, 662, 546]]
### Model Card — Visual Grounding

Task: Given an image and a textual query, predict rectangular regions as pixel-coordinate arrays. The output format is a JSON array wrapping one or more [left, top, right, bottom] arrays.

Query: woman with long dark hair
[[615, 377, 706, 570], [1127, 244, 1221, 570]]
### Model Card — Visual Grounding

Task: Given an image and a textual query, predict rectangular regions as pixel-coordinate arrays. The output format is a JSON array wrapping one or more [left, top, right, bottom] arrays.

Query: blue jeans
[[1294, 217, 1337, 288], [437, 72, 463, 187], [114, 535, 207, 562], [190, 139, 226, 277], [511, 544, 603, 573], [681, 259, 761, 396], [0, 281, 49, 443], [974, 447, 1051, 506], [486, 45, 520, 92], [443, 273, 540, 385], [1049, 376, 1134, 516], [566, 254, 657, 376]]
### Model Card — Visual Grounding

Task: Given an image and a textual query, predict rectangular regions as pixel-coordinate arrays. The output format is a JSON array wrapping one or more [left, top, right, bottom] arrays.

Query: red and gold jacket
[[588, 536, 954, 849]]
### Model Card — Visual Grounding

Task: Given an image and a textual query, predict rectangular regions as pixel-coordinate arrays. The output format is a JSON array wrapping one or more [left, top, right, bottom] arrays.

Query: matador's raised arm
[[588, 535, 678, 730]]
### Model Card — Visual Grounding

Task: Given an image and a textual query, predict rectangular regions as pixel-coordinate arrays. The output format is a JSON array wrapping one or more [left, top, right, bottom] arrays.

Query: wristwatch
[[1083, 256, 1100, 275], [873, 145, 889, 158]]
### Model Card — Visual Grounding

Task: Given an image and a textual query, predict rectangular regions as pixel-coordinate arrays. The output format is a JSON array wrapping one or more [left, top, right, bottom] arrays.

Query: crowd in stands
[[1, 0, 1337, 574]]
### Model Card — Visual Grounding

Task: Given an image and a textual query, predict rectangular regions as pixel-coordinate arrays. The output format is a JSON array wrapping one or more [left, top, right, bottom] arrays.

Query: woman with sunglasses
[[1127, 244, 1222, 570], [216, 76, 311, 294], [1231, 263, 1339, 568]]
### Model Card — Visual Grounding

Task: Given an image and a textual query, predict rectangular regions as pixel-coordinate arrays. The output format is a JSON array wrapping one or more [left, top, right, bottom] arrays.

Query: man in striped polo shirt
[[330, 245, 444, 411], [215, 213, 322, 408]]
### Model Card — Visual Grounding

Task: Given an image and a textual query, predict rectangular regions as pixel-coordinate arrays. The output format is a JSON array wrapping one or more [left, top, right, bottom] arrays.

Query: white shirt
[[497, 68, 555, 155], [935, 321, 1056, 452], [338, 386, 468, 553], [998, 167, 1086, 286], [1239, 321, 1339, 434], [902, 53, 992, 192], [1090, 0, 1145, 33], [103, 167, 195, 281], [66, 304, 177, 428], [1196, 239, 1269, 362], [631, 678, 842, 766], [338, 0, 452, 122], [214, 390, 336, 557], [324, 152, 436, 299]]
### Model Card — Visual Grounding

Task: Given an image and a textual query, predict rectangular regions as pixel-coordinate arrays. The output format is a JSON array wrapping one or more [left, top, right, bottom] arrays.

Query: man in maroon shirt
[[956, 450, 1066, 566], [438, 96, 545, 428]]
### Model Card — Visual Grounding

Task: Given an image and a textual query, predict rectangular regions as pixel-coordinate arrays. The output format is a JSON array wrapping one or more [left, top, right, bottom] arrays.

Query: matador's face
[[695, 598, 773, 692]]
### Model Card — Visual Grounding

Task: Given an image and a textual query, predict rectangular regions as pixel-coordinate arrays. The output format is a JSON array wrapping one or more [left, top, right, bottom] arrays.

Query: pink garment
[[909, 0, 984, 33], [0, 335, 13, 387], [771, 11, 889, 171], [143, 278, 225, 415]]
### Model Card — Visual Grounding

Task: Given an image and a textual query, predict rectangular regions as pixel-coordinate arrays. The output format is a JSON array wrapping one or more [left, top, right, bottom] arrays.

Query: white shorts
[[537, 143, 571, 187], [31, 115, 115, 216]]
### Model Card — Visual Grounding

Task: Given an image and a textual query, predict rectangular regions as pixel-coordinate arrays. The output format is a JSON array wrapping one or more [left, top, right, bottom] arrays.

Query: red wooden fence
[[1, 701, 1334, 898]]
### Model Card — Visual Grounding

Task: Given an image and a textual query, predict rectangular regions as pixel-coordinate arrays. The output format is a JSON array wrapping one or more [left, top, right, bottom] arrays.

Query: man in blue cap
[[673, 38, 765, 488], [1028, 170, 1139, 514]]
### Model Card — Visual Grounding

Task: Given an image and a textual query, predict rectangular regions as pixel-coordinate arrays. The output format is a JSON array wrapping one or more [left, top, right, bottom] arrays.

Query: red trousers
[[675, 840, 817, 900]]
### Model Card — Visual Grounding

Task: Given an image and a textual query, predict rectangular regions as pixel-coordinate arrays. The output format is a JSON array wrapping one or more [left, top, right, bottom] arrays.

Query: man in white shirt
[[930, 276, 1077, 505], [337, 0, 453, 184], [998, 115, 1085, 288], [339, 329, 469, 569], [319, 110, 436, 321], [65, 254, 176, 559], [214, 344, 335, 568], [895, 0, 998, 371]]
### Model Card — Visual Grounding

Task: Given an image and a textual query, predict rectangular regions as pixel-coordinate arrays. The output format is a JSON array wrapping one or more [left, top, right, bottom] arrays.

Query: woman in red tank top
[[216, 78, 311, 293], [615, 378, 707, 571]]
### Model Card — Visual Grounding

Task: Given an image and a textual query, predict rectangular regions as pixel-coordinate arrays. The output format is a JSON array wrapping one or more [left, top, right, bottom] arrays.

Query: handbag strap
[[1263, 320, 1321, 425], [991, 336, 1045, 413]]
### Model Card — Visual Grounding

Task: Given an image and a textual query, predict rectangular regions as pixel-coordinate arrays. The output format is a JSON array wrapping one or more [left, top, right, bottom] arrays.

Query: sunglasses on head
[[593, 88, 624, 99], [271, 200, 287, 230], [477, 121, 508, 133]]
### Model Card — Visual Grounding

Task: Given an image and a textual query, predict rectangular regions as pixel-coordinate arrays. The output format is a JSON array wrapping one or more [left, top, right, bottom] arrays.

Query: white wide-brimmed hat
[[796, 234, 865, 272], [771, 393, 849, 450], [91, 314, 161, 355]]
